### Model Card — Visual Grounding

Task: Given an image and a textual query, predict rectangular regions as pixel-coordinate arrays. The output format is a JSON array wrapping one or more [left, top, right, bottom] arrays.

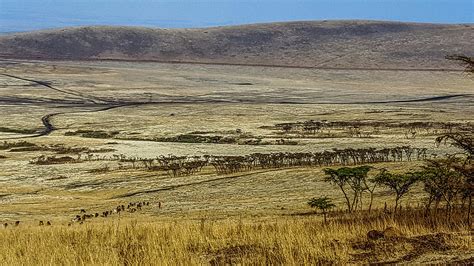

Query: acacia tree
[[446, 54, 474, 74], [308, 197, 336, 223], [435, 132, 473, 224], [346, 165, 372, 211], [363, 172, 378, 213], [421, 158, 466, 222], [373, 169, 420, 214], [436, 133, 473, 158], [443, 54, 474, 224], [323, 168, 353, 212], [323, 165, 372, 212]]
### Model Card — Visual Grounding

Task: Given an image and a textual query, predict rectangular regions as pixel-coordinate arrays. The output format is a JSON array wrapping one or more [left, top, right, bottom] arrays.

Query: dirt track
[[0, 58, 466, 72], [0, 60, 472, 140]]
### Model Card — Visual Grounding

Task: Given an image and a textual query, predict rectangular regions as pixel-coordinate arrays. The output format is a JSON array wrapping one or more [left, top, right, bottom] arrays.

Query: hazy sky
[[1, 0, 473, 32]]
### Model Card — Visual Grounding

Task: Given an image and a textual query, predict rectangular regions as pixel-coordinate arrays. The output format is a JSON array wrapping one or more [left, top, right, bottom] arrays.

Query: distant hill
[[0, 20, 472, 70]]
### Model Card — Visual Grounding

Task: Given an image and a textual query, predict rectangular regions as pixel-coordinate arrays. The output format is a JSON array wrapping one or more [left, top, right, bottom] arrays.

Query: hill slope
[[0, 20, 472, 69]]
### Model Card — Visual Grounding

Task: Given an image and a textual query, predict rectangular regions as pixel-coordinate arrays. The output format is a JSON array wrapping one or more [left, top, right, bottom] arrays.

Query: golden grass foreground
[[1, 209, 472, 265]]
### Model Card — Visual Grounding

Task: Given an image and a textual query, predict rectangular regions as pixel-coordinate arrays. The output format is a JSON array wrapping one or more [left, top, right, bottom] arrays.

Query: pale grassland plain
[[0, 59, 472, 264]]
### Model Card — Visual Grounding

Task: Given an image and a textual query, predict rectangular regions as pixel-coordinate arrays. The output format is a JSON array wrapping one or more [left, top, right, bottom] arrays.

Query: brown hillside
[[0, 20, 472, 69]]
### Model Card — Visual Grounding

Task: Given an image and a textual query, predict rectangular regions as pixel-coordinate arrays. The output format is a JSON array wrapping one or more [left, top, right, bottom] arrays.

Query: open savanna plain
[[0, 59, 473, 264]]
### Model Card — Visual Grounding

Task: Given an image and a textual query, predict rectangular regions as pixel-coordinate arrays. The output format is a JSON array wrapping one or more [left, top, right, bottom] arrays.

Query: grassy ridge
[[1, 21, 472, 70], [1, 210, 471, 264]]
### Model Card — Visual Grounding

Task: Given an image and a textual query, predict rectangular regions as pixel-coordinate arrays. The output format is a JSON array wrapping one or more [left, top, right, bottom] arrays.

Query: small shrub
[[9, 146, 44, 152], [0, 127, 38, 134], [31, 155, 78, 165], [89, 165, 111, 173], [0, 141, 37, 150], [65, 130, 120, 139], [155, 134, 237, 144], [308, 197, 336, 222]]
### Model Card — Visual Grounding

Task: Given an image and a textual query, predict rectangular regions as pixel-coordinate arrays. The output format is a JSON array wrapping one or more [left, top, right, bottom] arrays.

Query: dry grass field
[[1, 214, 472, 265], [0, 59, 473, 264]]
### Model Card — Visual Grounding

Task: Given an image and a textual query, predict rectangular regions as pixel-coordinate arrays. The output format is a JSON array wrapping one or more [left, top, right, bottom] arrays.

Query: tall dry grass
[[0, 209, 471, 265]]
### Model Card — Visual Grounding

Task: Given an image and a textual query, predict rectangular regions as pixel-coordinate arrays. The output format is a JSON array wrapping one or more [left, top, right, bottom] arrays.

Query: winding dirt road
[[1, 61, 472, 140]]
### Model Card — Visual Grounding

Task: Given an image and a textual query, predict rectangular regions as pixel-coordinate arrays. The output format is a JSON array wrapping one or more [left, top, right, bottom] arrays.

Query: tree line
[[312, 133, 472, 225], [31, 145, 428, 177], [110, 146, 427, 176], [274, 120, 472, 137]]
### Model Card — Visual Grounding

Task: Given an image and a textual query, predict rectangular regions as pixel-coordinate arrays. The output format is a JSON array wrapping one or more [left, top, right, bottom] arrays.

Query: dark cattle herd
[[2, 201, 160, 228]]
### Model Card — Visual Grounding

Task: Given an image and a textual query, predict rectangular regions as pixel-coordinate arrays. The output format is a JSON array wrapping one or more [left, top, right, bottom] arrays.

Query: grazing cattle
[[46, 221, 51, 226], [39, 221, 44, 226], [70, 201, 151, 221], [3, 223, 8, 228], [367, 230, 384, 240], [14, 221, 20, 227]]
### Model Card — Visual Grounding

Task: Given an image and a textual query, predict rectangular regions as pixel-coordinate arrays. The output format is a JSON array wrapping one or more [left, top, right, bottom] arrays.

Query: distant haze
[[0, 0, 472, 33]]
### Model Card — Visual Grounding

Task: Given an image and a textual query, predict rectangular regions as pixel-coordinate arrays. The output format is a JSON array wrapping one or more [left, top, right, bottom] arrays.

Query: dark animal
[[367, 230, 384, 240]]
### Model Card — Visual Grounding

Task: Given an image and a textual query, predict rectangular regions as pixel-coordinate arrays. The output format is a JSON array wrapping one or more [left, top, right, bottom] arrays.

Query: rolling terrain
[[0, 20, 472, 69], [0, 20, 473, 264]]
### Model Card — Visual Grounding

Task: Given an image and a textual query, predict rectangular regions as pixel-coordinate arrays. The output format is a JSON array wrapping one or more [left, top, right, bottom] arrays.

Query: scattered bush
[[0, 141, 37, 150], [31, 155, 79, 165], [307, 197, 336, 222], [89, 165, 111, 173], [65, 130, 120, 139], [271, 120, 473, 137], [0, 127, 38, 134], [8, 146, 44, 152], [45, 176, 68, 181], [155, 134, 237, 144]]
